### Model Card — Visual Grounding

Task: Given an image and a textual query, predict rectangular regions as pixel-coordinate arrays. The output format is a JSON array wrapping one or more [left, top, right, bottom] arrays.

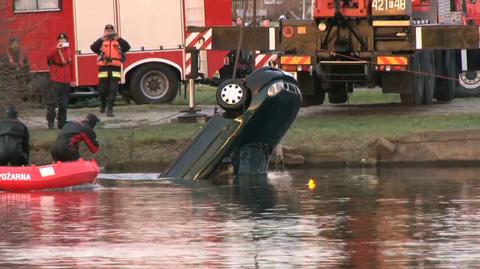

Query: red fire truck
[[0, 0, 231, 104], [189, 0, 480, 106]]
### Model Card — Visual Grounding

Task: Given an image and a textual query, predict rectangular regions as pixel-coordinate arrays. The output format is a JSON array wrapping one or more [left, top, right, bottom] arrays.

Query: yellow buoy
[[308, 179, 316, 190]]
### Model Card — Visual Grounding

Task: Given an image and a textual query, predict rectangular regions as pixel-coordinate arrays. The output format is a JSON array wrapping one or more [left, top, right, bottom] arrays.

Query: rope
[[232, 0, 249, 79]]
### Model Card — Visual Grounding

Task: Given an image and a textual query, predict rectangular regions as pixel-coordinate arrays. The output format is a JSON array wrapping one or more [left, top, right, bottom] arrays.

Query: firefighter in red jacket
[[90, 24, 130, 117], [51, 113, 100, 162], [46, 33, 74, 129]]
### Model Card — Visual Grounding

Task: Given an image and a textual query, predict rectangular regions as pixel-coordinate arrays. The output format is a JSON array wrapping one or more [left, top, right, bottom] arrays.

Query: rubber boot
[[57, 107, 67, 129], [106, 102, 114, 117], [46, 105, 56, 130], [47, 116, 55, 130], [100, 100, 106, 113]]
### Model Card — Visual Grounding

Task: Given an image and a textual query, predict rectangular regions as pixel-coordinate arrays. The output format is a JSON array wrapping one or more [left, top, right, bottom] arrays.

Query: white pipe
[[188, 78, 195, 109], [461, 49, 468, 72]]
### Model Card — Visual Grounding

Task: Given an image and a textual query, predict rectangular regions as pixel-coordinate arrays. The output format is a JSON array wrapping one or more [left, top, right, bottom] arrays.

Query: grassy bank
[[283, 113, 480, 165], [347, 87, 400, 104], [285, 113, 480, 149], [30, 123, 204, 170], [29, 112, 480, 170], [171, 85, 217, 106]]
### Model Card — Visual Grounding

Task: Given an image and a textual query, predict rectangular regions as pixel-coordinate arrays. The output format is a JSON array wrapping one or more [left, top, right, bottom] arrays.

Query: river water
[[1, 167, 479, 268]]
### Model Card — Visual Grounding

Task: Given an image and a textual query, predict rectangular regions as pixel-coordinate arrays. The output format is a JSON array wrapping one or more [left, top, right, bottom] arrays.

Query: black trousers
[[98, 71, 119, 111], [46, 81, 70, 128], [51, 144, 80, 162]]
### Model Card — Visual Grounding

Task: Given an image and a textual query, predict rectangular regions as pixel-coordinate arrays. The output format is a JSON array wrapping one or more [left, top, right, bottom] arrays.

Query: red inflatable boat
[[0, 159, 99, 191]]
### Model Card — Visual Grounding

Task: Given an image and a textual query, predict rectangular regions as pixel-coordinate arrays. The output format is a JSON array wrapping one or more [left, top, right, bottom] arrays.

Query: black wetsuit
[[0, 118, 30, 166], [51, 121, 99, 162]]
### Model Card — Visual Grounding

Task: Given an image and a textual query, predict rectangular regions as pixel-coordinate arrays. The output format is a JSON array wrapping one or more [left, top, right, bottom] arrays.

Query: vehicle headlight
[[267, 82, 285, 97]]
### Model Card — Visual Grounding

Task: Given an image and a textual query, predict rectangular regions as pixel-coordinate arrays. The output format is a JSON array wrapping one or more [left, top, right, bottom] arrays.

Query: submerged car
[[164, 67, 302, 180]]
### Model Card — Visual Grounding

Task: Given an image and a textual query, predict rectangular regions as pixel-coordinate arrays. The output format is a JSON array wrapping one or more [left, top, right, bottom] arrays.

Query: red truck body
[[0, 0, 231, 103]]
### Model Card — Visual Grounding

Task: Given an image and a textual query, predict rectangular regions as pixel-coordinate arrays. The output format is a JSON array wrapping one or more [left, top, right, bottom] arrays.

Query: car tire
[[216, 79, 250, 112]]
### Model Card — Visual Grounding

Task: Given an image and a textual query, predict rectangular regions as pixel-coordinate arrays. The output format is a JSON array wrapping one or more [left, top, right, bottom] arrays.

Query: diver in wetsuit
[[0, 106, 30, 166], [51, 113, 100, 162]]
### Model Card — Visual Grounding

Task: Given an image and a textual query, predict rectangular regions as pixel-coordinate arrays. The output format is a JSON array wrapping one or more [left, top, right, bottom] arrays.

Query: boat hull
[[0, 159, 99, 191]]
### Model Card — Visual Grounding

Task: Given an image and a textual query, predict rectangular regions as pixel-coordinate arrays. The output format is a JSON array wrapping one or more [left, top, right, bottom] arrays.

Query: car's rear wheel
[[216, 79, 250, 112]]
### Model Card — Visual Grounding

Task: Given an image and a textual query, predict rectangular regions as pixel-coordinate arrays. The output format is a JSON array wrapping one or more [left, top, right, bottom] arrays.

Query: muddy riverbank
[[28, 127, 480, 173]]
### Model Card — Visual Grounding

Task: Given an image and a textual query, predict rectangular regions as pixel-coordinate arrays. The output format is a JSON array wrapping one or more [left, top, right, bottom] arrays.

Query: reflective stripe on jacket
[[98, 71, 121, 78]]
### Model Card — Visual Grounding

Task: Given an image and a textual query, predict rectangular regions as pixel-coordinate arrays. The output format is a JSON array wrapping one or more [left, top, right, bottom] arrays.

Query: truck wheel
[[435, 50, 457, 101], [328, 83, 348, 104], [401, 52, 424, 105], [456, 71, 480, 97], [422, 51, 435, 104], [297, 71, 325, 106], [129, 63, 179, 104], [216, 79, 250, 112]]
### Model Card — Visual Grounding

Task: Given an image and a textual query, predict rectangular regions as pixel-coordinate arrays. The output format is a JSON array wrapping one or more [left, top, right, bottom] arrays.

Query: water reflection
[[0, 167, 479, 268], [232, 174, 277, 213]]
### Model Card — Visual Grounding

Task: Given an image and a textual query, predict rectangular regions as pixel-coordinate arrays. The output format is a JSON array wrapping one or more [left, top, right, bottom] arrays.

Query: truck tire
[[456, 71, 480, 97], [297, 71, 325, 106], [422, 51, 435, 104], [216, 79, 250, 112], [129, 63, 179, 104], [435, 50, 457, 101], [455, 49, 480, 97], [401, 52, 424, 106], [328, 83, 348, 104]]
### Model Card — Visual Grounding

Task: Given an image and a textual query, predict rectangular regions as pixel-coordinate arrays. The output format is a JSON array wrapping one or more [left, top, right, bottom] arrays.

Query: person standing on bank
[[90, 24, 130, 117], [46, 33, 74, 129]]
